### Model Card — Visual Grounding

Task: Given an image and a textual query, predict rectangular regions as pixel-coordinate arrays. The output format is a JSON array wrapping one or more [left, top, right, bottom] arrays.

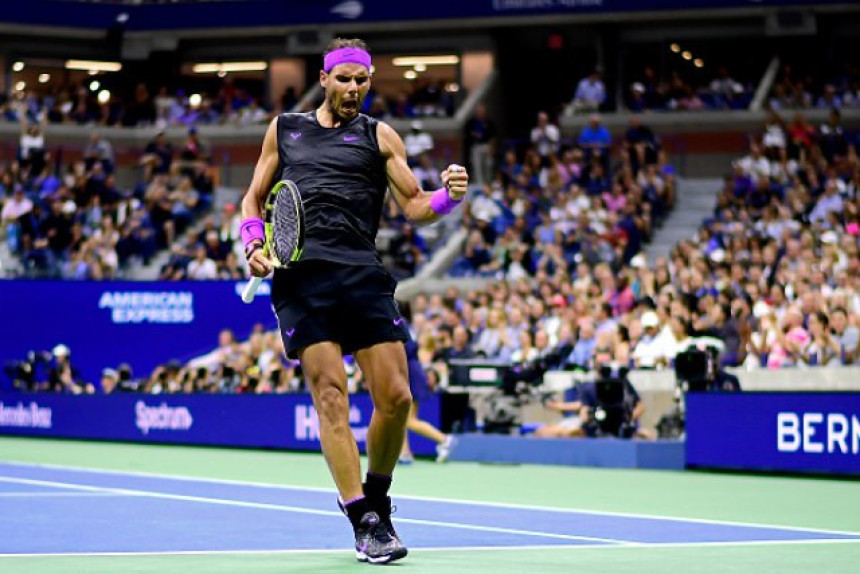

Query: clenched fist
[[441, 164, 469, 201], [245, 242, 273, 278]]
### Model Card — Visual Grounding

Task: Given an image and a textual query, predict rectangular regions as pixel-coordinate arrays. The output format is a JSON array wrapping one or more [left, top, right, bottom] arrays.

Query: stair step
[[646, 177, 718, 260]]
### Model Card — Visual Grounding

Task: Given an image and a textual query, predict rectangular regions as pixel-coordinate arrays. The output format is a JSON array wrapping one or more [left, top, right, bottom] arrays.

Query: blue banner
[[686, 393, 860, 476], [0, 1, 848, 31], [0, 392, 441, 457], [0, 280, 276, 388]]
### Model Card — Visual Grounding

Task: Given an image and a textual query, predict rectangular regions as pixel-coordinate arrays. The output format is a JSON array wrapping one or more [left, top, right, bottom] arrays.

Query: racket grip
[[242, 276, 263, 303]]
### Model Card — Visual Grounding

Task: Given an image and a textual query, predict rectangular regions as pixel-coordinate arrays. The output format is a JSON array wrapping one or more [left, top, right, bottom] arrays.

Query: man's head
[[320, 38, 372, 122], [452, 326, 469, 349], [101, 368, 119, 393], [537, 111, 548, 127], [831, 307, 848, 334]]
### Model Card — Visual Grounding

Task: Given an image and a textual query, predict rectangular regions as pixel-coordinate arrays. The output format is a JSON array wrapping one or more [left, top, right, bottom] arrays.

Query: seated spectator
[[2, 185, 33, 253], [388, 223, 428, 279], [84, 132, 115, 174], [437, 325, 477, 362], [140, 131, 174, 180], [186, 244, 218, 280], [572, 69, 606, 113], [412, 153, 441, 190], [566, 321, 597, 370], [403, 121, 434, 165], [578, 114, 611, 164]]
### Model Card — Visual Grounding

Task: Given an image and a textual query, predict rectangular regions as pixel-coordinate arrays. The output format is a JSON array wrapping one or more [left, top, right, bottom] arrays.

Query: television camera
[[582, 364, 639, 438], [656, 338, 728, 439], [2, 350, 53, 392]]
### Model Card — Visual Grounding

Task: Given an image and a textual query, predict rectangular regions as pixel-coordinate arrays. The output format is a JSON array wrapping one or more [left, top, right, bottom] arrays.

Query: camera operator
[[578, 347, 653, 439], [533, 389, 584, 438], [676, 339, 741, 393], [145, 360, 186, 394], [47, 344, 93, 394], [657, 339, 740, 438], [4, 350, 52, 392]]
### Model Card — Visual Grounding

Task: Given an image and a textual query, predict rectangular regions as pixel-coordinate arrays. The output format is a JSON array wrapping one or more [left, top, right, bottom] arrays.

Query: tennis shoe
[[435, 435, 458, 463], [339, 495, 405, 551], [353, 511, 408, 564]]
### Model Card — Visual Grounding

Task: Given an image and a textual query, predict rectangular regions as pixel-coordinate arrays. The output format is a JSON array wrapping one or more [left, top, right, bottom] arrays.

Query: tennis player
[[240, 38, 469, 564]]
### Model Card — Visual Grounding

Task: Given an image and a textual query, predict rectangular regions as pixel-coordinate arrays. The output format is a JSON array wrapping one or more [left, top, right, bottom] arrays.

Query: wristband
[[430, 187, 463, 216], [244, 241, 263, 260], [240, 217, 265, 250]]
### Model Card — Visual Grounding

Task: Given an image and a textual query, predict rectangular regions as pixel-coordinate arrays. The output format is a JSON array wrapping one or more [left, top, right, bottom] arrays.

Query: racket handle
[[242, 276, 263, 303]]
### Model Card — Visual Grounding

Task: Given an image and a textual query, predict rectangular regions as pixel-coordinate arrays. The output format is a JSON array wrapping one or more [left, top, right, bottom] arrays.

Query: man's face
[[321, 63, 370, 121], [831, 311, 846, 333]]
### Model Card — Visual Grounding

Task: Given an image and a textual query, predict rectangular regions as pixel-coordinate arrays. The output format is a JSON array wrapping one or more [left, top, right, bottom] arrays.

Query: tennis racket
[[241, 179, 305, 303]]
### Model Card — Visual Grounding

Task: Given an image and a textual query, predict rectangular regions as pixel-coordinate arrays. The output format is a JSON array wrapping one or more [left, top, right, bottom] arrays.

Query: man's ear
[[319, 70, 327, 88]]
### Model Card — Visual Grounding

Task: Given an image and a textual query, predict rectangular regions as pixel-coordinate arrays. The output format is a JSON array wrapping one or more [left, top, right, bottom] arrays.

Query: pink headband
[[324, 47, 372, 73]]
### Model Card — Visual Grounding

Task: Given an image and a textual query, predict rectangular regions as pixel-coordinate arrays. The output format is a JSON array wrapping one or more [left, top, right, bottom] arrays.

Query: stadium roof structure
[[0, 0, 857, 38]]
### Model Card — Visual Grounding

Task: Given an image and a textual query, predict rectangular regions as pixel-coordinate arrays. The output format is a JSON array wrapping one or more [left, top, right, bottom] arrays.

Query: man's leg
[[406, 401, 447, 444], [299, 342, 363, 501], [355, 341, 412, 476]]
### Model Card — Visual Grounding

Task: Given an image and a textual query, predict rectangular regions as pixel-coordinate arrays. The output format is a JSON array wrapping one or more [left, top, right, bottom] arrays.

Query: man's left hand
[[441, 164, 469, 201]]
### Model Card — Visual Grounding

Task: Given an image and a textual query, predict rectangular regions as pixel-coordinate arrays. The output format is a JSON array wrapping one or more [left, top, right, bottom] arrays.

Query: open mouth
[[341, 100, 358, 112]]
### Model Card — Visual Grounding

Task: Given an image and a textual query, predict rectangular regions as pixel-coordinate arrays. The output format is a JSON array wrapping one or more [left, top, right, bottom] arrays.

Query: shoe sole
[[355, 547, 408, 564]]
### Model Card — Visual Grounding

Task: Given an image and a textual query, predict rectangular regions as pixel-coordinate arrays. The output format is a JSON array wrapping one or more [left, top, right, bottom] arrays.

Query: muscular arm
[[240, 117, 280, 277], [377, 121, 468, 224], [241, 117, 280, 221]]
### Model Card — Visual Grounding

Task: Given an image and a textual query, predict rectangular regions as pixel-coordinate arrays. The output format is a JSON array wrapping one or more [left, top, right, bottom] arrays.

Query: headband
[[324, 47, 372, 73]]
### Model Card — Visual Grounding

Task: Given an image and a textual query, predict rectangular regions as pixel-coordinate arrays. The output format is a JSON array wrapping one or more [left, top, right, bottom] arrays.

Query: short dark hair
[[324, 38, 370, 57]]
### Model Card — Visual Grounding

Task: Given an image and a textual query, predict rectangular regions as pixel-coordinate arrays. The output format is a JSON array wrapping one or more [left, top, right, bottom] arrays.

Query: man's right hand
[[246, 242, 273, 277]]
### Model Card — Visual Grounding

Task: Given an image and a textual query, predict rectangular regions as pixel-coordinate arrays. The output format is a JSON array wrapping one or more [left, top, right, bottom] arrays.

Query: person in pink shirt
[[767, 309, 810, 368]]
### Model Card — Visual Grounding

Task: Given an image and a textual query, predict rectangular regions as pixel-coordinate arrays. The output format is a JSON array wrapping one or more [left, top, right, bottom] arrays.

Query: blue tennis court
[[2, 460, 857, 559]]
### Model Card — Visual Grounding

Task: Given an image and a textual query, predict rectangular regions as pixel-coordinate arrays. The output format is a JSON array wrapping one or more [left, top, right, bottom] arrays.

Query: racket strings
[[271, 186, 301, 264]]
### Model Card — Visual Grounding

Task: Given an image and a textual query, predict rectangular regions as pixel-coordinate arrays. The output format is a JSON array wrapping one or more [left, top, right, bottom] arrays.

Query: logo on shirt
[[393, 318, 405, 327], [343, 135, 360, 142], [284, 328, 296, 338], [290, 132, 302, 140]]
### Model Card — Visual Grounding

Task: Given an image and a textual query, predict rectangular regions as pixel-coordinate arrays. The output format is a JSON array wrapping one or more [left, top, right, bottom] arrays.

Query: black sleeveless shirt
[[275, 111, 388, 265]]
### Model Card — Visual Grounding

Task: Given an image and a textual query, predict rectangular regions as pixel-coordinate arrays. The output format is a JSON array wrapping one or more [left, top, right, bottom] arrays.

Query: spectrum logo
[[135, 401, 194, 435]]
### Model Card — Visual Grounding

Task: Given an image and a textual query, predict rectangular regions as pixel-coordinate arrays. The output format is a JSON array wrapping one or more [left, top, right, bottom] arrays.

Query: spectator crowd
[[1, 118, 215, 279]]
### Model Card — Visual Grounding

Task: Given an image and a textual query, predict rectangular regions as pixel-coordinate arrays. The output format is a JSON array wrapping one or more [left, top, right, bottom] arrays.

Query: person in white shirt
[[186, 245, 218, 279], [735, 143, 770, 180], [1, 187, 33, 223], [403, 120, 434, 164], [809, 180, 844, 224], [632, 311, 678, 368], [530, 111, 560, 161], [573, 70, 606, 113]]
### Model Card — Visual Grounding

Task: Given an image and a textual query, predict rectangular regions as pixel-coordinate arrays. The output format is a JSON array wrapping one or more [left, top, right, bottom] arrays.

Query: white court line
[[0, 476, 625, 546], [1, 538, 859, 559], [2, 459, 858, 538], [0, 492, 130, 498]]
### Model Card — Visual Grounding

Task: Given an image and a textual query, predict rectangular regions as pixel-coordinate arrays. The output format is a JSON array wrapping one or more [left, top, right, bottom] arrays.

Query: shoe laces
[[370, 517, 396, 543]]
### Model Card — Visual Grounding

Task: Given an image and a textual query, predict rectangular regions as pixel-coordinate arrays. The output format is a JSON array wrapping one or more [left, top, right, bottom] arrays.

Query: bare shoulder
[[375, 121, 403, 157]]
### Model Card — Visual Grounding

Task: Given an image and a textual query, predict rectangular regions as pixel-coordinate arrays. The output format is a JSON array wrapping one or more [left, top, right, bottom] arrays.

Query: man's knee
[[377, 379, 412, 419], [311, 374, 349, 424]]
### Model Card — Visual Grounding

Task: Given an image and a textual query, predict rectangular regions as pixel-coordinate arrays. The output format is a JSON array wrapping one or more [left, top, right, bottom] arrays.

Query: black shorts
[[271, 260, 409, 359]]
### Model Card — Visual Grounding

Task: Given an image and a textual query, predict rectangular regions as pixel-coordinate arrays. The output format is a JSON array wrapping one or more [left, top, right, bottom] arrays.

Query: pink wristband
[[430, 187, 463, 216], [240, 217, 265, 249]]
